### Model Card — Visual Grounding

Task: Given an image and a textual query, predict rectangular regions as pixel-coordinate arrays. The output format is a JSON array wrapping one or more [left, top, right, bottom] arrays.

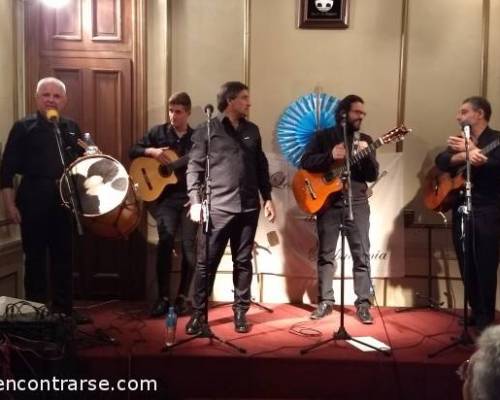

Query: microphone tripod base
[[300, 324, 391, 356], [161, 323, 246, 354], [333, 325, 350, 340], [428, 328, 474, 358]]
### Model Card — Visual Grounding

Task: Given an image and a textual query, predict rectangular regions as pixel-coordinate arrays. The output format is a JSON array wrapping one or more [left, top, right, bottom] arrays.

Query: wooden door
[[25, 0, 146, 299]]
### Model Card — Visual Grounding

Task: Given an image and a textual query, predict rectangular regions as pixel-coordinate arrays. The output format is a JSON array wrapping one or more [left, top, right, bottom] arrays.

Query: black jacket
[[435, 126, 500, 208], [300, 125, 379, 206], [187, 114, 272, 213], [129, 123, 194, 201]]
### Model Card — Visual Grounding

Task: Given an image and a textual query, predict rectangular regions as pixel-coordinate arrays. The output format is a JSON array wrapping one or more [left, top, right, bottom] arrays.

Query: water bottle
[[165, 306, 177, 347]]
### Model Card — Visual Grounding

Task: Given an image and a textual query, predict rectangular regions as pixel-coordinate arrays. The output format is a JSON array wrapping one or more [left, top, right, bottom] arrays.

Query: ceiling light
[[40, 0, 71, 8]]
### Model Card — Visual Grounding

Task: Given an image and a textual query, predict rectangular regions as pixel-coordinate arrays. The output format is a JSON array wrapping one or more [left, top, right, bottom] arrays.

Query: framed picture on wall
[[298, 0, 349, 29]]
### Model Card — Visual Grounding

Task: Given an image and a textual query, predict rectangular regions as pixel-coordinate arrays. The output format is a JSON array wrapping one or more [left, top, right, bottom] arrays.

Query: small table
[[397, 221, 455, 313]]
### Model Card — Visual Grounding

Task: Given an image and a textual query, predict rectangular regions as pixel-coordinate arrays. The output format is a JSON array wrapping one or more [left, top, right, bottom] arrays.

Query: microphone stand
[[429, 126, 474, 357], [301, 115, 390, 356], [164, 109, 245, 354], [210, 240, 274, 313], [51, 118, 84, 236]]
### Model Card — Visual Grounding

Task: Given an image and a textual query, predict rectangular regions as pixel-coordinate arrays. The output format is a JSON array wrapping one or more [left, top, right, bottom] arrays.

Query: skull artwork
[[314, 0, 334, 13]]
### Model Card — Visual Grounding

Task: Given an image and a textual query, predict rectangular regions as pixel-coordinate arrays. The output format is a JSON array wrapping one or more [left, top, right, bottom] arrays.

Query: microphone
[[46, 109, 59, 123], [82, 132, 99, 154], [352, 131, 360, 156], [339, 110, 347, 127], [83, 132, 97, 147], [462, 123, 471, 141], [204, 104, 214, 117]]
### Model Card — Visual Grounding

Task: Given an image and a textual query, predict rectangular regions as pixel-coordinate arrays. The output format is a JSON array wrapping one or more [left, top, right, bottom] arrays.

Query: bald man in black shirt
[[0, 77, 87, 322], [435, 96, 500, 332]]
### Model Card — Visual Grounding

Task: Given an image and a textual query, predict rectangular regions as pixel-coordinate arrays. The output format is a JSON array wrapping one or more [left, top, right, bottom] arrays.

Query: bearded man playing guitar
[[435, 96, 500, 332], [301, 95, 379, 324], [129, 92, 197, 317]]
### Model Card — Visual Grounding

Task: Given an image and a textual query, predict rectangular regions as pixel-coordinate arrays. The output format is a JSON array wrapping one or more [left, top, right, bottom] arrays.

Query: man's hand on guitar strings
[[145, 147, 172, 165]]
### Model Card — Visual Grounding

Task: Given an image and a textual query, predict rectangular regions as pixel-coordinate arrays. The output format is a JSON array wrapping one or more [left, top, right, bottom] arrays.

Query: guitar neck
[[330, 137, 382, 177], [457, 138, 500, 174], [480, 138, 500, 156]]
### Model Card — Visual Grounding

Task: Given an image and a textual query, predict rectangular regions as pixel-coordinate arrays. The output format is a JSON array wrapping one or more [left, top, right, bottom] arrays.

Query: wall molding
[[480, 0, 490, 97], [396, 0, 409, 152], [133, 0, 147, 139], [165, 0, 172, 119], [0, 238, 23, 298], [243, 0, 251, 86]]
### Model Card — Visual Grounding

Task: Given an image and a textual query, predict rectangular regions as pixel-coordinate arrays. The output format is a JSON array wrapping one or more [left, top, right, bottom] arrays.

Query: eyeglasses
[[456, 359, 470, 381]]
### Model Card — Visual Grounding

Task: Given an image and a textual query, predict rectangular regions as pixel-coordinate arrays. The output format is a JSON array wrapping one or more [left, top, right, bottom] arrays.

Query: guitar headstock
[[380, 125, 411, 144]]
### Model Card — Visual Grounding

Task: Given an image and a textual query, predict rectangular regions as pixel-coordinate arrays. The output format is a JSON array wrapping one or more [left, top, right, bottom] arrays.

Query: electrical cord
[[288, 320, 322, 338]]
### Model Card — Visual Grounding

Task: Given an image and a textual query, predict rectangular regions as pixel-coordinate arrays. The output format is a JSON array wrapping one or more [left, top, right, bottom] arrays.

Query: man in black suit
[[129, 92, 197, 317], [185, 81, 276, 334]]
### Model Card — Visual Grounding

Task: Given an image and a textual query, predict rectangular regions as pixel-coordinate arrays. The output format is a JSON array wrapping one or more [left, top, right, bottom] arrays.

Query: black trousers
[[17, 180, 74, 314], [192, 209, 259, 313], [150, 198, 197, 300], [452, 205, 500, 327], [316, 201, 372, 307]]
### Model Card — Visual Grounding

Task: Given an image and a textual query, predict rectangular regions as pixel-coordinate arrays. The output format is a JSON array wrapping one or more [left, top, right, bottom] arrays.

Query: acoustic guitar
[[292, 126, 410, 214], [422, 138, 500, 212], [129, 149, 180, 202]]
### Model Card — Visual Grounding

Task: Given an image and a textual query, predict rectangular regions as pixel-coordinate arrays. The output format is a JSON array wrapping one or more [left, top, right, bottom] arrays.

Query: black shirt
[[435, 126, 500, 208], [300, 125, 379, 206], [186, 114, 272, 213], [0, 112, 82, 189], [129, 123, 194, 201]]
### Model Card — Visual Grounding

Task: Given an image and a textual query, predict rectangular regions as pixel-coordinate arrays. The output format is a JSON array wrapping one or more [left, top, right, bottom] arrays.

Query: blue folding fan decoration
[[276, 92, 339, 167]]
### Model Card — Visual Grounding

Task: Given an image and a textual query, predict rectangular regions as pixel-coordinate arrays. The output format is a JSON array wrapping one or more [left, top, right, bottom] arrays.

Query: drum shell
[[81, 181, 141, 239], [60, 154, 141, 239]]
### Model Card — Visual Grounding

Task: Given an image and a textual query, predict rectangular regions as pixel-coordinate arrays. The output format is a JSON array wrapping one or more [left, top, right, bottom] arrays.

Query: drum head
[[68, 155, 129, 217]]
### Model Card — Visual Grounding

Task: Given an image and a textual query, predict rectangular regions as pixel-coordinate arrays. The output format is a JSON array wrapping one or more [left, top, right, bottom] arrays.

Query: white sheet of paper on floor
[[347, 336, 391, 352]]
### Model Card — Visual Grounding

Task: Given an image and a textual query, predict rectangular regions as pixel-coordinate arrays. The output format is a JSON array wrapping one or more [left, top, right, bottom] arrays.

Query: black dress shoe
[[174, 296, 192, 316], [356, 306, 373, 324], [234, 310, 250, 333], [310, 301, 333, 320], [185, 312, 205, 335], [150, 298, 168, 318]]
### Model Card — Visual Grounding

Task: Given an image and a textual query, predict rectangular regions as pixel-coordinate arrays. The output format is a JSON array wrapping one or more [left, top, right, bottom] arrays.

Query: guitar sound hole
[[323, 171, 334, 183], [159, 164, 173, 177]]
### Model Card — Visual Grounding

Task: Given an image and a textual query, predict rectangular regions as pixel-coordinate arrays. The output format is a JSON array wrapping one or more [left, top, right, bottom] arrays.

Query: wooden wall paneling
[[92, 0, 122, 41], [91, 62, 132, 163], [54, 0, 82, 41], [53, 67, 84, 124], [39, 0, 130, 53], [0, 273, 19, 298], [24, 1, 40, 112], [93, 70, 122, 156]]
